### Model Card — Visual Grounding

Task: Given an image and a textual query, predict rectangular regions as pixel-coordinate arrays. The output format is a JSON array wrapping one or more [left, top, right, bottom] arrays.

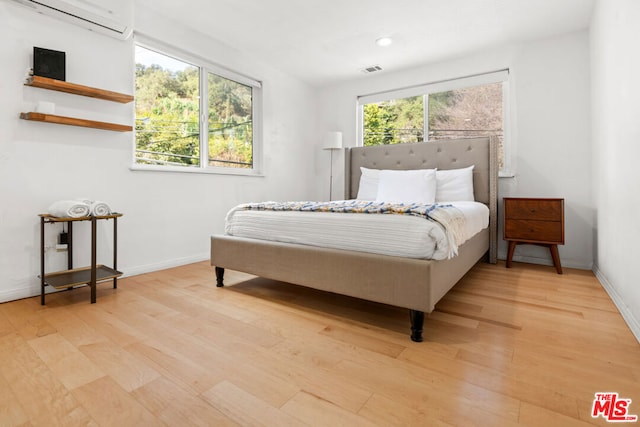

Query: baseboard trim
[[497, 253, 593, 270], [593, 264, 640, 344], [122, 253, 209, 278], [0, 253, 210, 304], [0, 284, 42, 303]]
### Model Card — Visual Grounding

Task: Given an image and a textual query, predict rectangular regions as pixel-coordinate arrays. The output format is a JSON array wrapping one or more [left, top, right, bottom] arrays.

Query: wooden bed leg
[[409, 310, 424, 342], [215, 267, 225, 287]]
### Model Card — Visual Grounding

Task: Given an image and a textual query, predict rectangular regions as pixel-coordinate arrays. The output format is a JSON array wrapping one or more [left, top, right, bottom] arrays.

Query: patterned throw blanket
[[232, 200, 467, 258]]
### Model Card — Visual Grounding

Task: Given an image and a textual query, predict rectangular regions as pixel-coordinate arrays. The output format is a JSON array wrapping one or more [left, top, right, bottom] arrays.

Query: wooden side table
[[39, 213, 122, 304], [503, 198, 564, 274]]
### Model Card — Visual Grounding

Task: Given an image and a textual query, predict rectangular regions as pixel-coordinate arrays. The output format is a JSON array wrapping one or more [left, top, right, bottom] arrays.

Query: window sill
[[129, 164, 264, 177]]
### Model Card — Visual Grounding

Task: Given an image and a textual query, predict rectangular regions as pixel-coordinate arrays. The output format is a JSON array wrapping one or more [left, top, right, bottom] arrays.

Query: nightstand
[[503, 198, 564, 274]]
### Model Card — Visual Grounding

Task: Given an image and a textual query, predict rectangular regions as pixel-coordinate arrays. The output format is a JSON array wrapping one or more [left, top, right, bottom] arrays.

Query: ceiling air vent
[[361, 65, 383, 74]]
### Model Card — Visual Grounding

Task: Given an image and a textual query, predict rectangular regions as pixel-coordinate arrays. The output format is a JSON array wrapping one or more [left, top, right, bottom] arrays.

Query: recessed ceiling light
[[375, 37, 393, 47]]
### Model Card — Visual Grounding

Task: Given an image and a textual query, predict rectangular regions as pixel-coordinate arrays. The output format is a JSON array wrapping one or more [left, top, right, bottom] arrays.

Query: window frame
[[131, 35, 263, 176], [357, 70, 512, 177]]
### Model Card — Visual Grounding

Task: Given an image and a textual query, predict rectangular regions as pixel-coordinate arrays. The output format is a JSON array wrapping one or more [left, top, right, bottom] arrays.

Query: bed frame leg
[[215, 267, 225, 287], [409, 310, 424, 342]]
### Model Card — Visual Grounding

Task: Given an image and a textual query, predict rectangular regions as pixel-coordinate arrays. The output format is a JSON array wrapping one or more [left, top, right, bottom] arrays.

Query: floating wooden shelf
[[20, 112, 132, 132], [43, 265, 123, 289], [25, 76, 134, 104]]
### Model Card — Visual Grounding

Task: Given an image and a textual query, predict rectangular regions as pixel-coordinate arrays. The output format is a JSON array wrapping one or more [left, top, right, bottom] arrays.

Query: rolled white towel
[[48, 200, 90, 218], [75, 198, 113, 216], [90, 201, 112, 216]]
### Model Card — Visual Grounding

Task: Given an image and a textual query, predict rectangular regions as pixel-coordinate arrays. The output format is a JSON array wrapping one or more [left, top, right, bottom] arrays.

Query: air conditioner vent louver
[[9, 0, 132, 40], [361, 65, 383, 74]]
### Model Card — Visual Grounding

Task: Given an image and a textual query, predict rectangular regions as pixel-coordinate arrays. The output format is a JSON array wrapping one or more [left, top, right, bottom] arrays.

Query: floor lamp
[[323, 131, 343, 201]]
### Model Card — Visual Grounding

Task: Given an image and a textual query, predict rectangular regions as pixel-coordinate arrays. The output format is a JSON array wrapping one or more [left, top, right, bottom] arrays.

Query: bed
[[210, 136, 498, 341]]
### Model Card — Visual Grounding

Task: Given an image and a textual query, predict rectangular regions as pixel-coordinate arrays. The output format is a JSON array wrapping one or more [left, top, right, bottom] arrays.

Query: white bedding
[[225, 201, 489, 260]]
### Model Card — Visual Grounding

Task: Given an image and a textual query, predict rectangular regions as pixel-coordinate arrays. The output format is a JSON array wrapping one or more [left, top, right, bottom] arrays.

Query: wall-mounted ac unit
[[8, 0, 132, 40]]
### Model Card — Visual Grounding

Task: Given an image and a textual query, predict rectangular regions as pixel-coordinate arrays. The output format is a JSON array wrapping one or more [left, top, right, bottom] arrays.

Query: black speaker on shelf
[[33, 47, 66, 81]]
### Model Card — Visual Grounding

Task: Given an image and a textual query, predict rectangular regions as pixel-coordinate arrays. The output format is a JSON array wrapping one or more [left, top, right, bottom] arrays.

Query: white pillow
[[436, 165, 475, 202], [375, 169, 437, 204], [356, 167, 381, 200]]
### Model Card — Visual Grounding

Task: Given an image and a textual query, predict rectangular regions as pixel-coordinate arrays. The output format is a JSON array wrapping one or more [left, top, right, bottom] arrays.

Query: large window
[[359, 70, 510, 174], [134, 42, 261, 173]]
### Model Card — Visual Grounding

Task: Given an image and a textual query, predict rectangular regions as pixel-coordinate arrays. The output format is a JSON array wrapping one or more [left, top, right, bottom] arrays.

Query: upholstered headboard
[[344, 137, 498, 262]]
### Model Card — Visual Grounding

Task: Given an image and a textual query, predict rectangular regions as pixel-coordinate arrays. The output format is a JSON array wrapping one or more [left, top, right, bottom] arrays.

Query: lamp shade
[[323, 131, 343, 150]]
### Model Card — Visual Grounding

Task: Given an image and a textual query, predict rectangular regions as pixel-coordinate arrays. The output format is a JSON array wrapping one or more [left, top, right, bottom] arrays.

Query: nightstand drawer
[[504, 199, 562, 221], [504, 219, 563, 243]]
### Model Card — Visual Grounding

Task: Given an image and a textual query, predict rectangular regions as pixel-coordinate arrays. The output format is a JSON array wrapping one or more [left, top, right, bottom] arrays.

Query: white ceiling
[[140, 0, 595, 86]]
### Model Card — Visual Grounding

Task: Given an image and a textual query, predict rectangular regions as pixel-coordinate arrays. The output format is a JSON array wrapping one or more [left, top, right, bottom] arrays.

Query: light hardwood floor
[[1, 260, 639, 426]]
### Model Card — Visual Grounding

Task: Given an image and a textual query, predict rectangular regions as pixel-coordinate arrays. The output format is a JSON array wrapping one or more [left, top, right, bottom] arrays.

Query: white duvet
[[225, 201, 489, 260]]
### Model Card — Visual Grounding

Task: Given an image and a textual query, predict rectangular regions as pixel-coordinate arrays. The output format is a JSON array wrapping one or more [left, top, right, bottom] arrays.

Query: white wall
[[316, 31, 593, 270], [0, 2, 318, 302], [504, 32, 593, 269], [590, 0, 640, 340]]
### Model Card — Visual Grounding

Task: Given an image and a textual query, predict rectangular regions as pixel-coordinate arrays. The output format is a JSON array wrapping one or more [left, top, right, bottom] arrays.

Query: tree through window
[[135, 44, 258, 171], [361, 72, 508, 172]]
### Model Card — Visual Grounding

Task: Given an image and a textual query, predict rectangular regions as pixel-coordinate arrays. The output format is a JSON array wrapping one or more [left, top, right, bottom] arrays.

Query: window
[[359, 70, 510, 174], [134, 41, 261, 173]]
